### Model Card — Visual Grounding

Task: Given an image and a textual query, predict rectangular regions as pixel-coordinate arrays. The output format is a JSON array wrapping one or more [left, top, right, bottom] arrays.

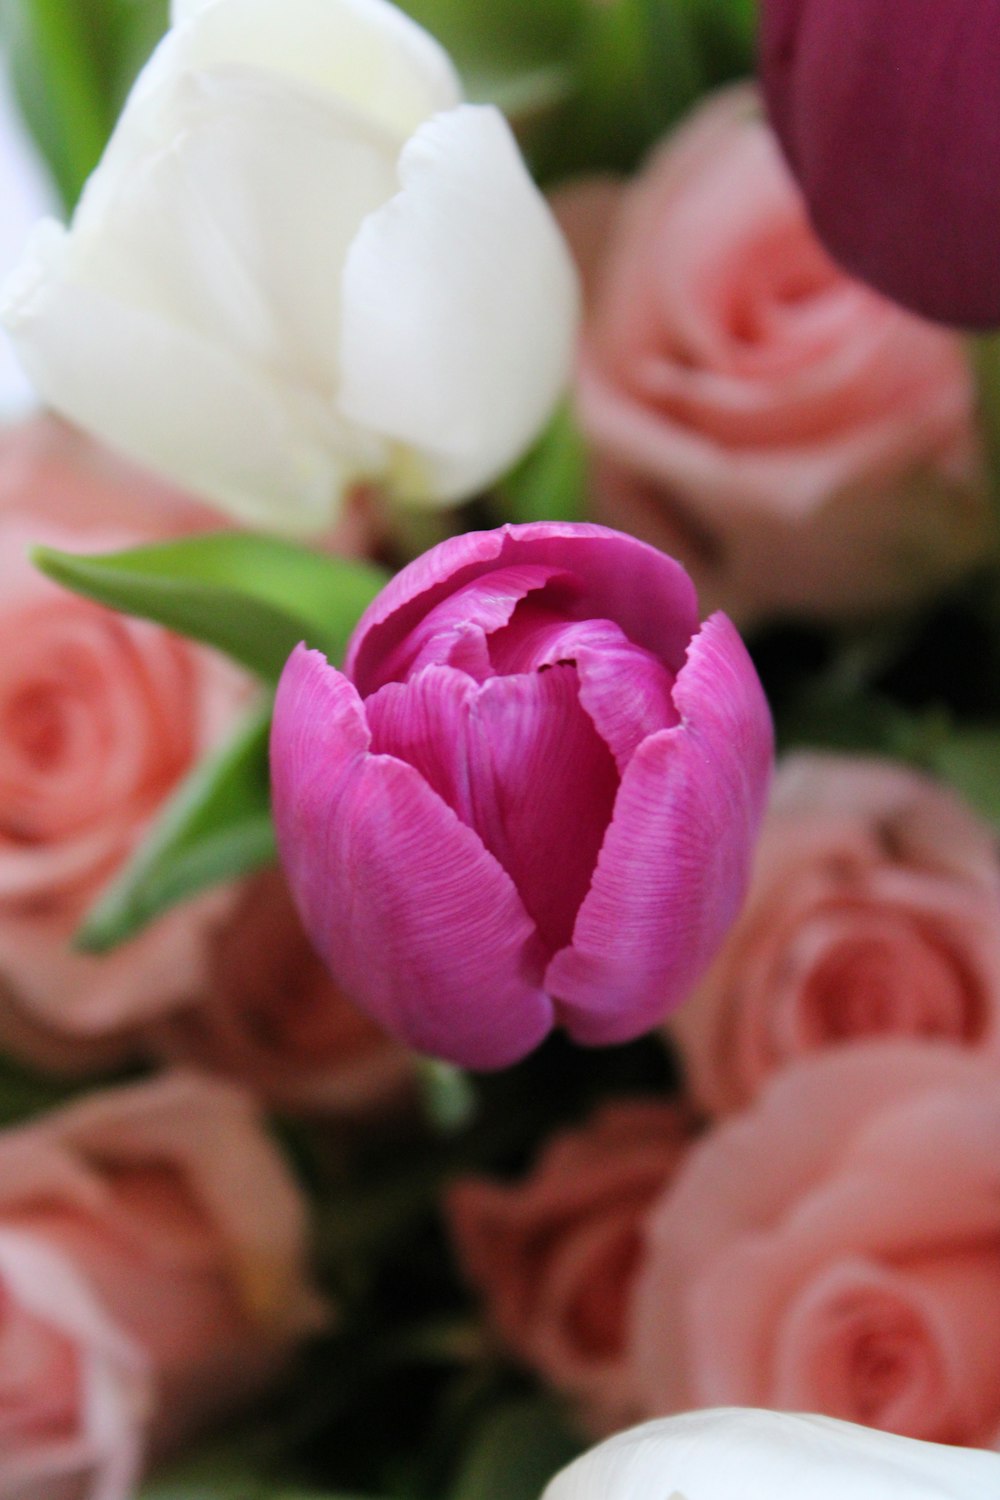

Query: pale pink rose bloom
[[0, 1072, 324, 1499], [0, 1229, 148, 1500], [671, 753, 1000, 1117], [629, 1045, 1000, 1447], [448, 1101, 692, 1433], [0, 416, 250, 1065], [558, 86, 989, 626], [146, 871, 414, 1117]]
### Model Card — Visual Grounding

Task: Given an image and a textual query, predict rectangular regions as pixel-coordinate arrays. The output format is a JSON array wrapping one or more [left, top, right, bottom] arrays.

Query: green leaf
[[77, 701, 274, 953], [1, 0, 109, 206], [449, 1397, 582, 1500], [498, 404, 587, 524], [32, 532, 389, 680], [929, 727, 1000, 825]]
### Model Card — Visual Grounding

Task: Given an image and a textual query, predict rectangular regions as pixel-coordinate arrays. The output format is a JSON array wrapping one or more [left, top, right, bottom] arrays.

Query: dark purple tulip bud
[[759, 1, 1000, 329]]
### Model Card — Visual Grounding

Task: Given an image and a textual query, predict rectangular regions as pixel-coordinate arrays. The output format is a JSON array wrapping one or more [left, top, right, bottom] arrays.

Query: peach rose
[[628, 1045, 1000, 1446], [448, 1101, 691, 1433], [558, 86, 989, 626], [0, 1072, 323, 1498], [145, 870, 414, 1117], [0, 416, 250, 1066], [0, 1229, 148, 1500], [670, 753, 1000, 1117]]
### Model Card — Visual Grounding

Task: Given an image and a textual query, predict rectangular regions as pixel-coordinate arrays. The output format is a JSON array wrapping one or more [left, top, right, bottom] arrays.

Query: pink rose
[[0, 1072, 323, 1499], [670, 753, 1000, 1116], [146, 870, 414, 1117], [448, 1101, 691, 1432], [559, 86, 989, 625], [0, 416, 249, 1065], [628, 1045, 1000, 1447]]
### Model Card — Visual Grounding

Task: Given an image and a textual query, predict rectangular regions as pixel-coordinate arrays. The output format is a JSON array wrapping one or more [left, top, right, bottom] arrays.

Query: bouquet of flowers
[[1, 2, 1000, 1497]]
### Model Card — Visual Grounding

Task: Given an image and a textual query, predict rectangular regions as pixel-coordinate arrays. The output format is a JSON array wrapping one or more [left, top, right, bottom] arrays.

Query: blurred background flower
[[670, 753, 1000, 1115], [556, 86, 990, 629]]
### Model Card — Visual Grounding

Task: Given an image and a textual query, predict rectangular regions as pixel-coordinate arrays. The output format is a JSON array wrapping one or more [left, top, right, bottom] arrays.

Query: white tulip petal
[[0, 59, 56, 416], [544, 1410, 1000, 1500], [165, 0, 461, 140], [338, 104, 579, 504], [73, 70, 399, 386], [3, 220, 381, 532]]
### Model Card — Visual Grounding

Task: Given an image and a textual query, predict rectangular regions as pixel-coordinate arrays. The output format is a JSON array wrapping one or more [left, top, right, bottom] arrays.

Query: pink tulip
[[272, 522, 773, 1069]]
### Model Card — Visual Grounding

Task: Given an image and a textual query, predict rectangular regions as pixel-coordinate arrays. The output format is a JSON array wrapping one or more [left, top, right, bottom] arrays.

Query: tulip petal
[[542, 1409, 1000, 1500], [167, 0, 462, 140], [368, 663, 619, 957], [348, 522, 701, 693], [338, 105, 578, 503], [2, 222, 375, 534], [486, 609, 680, 771], [373, 564, 569, 687], [85, 71, 398, 391], [272, 647, 553, 1069], [468, 667, 619, 956], [546, 613, 772, 1043], [366, 663, 478, 815]]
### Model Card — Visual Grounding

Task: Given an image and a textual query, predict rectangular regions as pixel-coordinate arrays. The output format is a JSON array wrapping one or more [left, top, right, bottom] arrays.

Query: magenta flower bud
[[271, 524, 773, 1070], [760, 1, 1000, 328]]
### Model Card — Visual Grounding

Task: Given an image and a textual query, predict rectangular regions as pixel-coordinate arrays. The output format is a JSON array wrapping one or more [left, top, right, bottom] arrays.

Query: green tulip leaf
[[76, 701, 274, 953], [32, 532, 388, 681]]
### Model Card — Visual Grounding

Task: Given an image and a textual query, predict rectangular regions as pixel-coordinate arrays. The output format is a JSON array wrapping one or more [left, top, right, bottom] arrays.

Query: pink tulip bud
[[759, 1, 1000, 328], [271, 523, 772, 1070]]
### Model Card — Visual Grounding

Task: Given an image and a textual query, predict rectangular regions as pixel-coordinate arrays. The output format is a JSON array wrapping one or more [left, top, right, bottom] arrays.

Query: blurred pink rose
[[448, 1101, 691, 1432], [0, 416, 249, 1066], [0, 1229, 148, 1500], [558, 86, 989, 626], [146, 870, 414, 1117], [629, 1045, 1000, 1446], [671, 753, 1000, 1116], [0, 1072, 323, 1499]]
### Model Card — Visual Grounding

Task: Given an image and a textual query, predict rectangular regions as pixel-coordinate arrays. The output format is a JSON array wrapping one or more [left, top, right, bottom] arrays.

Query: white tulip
[[543, 1410, 1000, 1500], [0, 54, 56, 418], [0, 0, 578, 533]]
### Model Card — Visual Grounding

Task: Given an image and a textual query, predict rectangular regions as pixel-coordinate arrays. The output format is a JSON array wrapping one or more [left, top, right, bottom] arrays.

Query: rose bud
[[543, 1409, 1000, 1500], [759, 1, 1000, 327], [271, 522, 773, 1070], [448, 1101, 692, 1434], [0, 0, 577, 534]]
